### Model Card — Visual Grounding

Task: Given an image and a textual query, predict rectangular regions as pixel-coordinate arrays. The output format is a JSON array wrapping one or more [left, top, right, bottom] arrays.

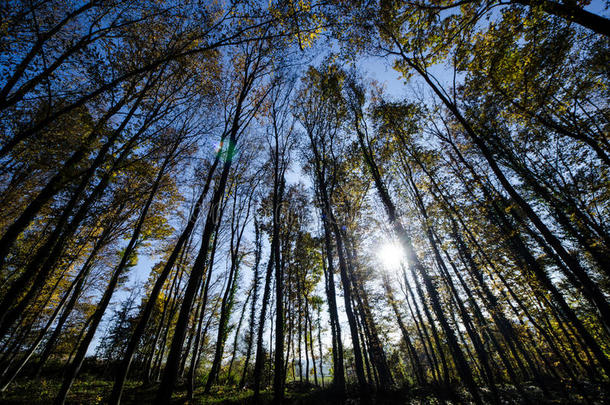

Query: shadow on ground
[[0, 378, 607, 404]]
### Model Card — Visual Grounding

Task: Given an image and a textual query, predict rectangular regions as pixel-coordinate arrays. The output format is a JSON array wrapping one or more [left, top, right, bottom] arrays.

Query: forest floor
[[0, 377, 607, 404]]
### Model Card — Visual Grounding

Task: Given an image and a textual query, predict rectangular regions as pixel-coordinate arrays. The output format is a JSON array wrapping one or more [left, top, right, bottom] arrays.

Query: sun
[[378, 241, 404, 269]]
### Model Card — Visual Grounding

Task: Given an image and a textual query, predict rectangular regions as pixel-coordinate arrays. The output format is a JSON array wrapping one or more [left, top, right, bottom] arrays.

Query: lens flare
[[378, 241, 404, 269]]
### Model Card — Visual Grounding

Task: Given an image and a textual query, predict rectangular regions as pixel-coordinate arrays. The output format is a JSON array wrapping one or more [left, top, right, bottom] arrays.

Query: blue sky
[[89, 0, 610, 355]]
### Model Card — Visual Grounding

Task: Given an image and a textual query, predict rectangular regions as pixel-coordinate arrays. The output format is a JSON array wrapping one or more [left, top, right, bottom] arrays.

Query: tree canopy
[[0, 1, 608, 404]]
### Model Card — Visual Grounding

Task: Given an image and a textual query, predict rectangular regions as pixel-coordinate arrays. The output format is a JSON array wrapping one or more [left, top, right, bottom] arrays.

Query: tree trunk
[[108, 133, 224, 404], [239, 219, 262, 388], [512, 0, 610, 37], [153, 130, 237, 404], [352, 108, 482, 404]]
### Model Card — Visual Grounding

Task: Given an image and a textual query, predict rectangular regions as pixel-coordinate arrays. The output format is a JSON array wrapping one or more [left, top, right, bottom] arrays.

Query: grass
[[0, 378, 435, 405], [1, 377, 608, 404]]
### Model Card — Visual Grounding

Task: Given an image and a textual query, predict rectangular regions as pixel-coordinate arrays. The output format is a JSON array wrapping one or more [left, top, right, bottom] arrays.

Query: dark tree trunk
[[320, 219, 346, 392], [382, 277, 425, 385], [307, 131, 367, 394], [186, 202, 225, 397], [252, 253, 275, 401], [226, 284, 253, 383], [272, 172, 286, 404], [0, 80, 147, 271], [512, 0, 610, 37], [54, 143, 173, 405], [0, 106, 157, 339], [108, 137, 223, 404], [204, 184, 251, 393], [31, 220, 116, 378], [239, 219, 262, 388], [402, 267, 439, 383], [397, 50, 610, 336], [153, 130, 238, 404], [351, 107, 483, 404]]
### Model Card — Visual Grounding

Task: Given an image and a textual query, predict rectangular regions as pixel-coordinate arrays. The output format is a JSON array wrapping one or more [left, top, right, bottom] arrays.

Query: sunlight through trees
[[0, 1, 608, 404]]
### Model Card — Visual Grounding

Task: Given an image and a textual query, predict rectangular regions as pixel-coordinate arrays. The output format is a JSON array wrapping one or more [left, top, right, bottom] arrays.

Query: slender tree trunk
[[144, 248, 186, 384], [0, 111, 155, 339], [306, 299, 318, 386], [252, 253, 275, 401], [344, 236, 394, 390], [382, 276, 425, 385], [352, 110, 483, 404], [53, 142, 173, 405], [204, 188, 249, 393], [272, 169, 286, 404], [393, 47, 610, 336], [226, 285, 253, 383], [308, 133, 367, 393], [317, 308, 325, 388], [153, 130, 238, 404], [331, 226, 368, 392], [108, 134, 224, 404], [402, 267, 440, 384], [187, 204, 225, 398], [320, 219, 345, 393], [239, 219, 262, 388]]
